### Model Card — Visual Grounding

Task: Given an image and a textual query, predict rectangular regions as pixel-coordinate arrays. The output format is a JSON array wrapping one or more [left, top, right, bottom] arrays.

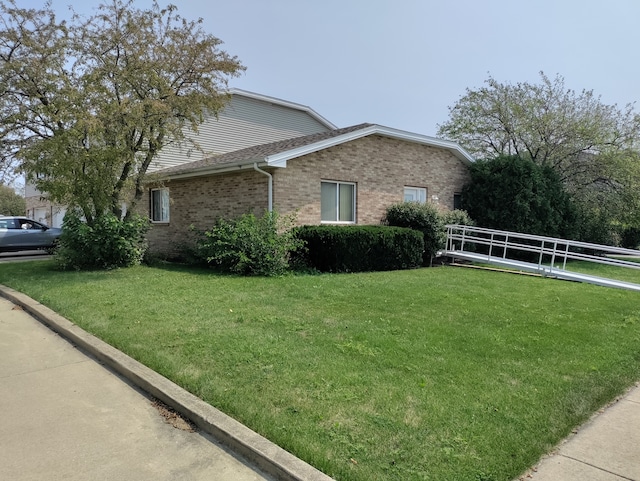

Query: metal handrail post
[[550, 240, 558, 270], [461, 225, 467, 251], [538, 240, 545, 269], [489, 232, 495, 260]]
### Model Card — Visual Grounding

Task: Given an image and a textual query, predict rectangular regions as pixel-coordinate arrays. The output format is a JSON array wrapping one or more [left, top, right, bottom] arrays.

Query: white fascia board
[[373, 125, 476, 163], [227, 88, 337, 130], [264, 125, 475, 167], [164, 158, 281, 181], [264, 126, 378, 166]]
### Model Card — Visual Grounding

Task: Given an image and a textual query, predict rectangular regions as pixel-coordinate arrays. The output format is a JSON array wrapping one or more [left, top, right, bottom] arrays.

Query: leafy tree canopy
[[437, 73, 640, 200], [0, 184, 25, 215], [461, 155, 579, 239], [0, 0, 244, 224]]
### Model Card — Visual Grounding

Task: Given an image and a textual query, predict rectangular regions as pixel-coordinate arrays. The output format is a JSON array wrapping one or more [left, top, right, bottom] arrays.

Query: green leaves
[[384, 201, 447, 264], [192, 210, 303, 276], [0, 184, 25, 214], [461, 155, 578, 238], [55, 209, 149, 270], [0, 0, 244, 223], [293, 225, 424, 272], [437, 73, 640, 232]]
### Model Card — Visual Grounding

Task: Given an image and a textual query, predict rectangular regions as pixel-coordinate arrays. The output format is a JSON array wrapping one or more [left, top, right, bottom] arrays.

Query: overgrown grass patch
[[1, 261, 639, 481]]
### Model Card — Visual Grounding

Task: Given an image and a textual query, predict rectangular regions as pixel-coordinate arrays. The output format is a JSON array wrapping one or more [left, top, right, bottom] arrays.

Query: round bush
[[55, 210, 149, 270], [384, 202, 446, 265], [191, 210, 303, 276]]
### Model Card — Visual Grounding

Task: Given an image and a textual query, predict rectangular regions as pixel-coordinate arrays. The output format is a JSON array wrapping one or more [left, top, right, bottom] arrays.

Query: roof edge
[[159, 123, 474, 180], [159, 159, 281, 181], [265, 124, 475, 166]]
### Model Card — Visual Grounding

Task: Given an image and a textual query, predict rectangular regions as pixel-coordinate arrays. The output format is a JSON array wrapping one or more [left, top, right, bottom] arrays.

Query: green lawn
[[567, 258, 640, 284], [1, 261, 639, 481]]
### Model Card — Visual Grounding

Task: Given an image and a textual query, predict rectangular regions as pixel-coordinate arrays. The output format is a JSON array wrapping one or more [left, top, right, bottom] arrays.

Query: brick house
[[145, 123, 474, 256], [24, 89, 335, 227]]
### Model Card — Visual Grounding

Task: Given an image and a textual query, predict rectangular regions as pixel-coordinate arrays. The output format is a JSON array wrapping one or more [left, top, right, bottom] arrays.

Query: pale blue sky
[[16, 0, 640, 136]]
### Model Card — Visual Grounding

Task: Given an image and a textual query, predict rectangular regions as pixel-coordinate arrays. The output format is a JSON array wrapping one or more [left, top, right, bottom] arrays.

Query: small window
[[404, 186, 427, 203], [321, 181, 355, 223], [453, 193, 462, 210], [150, 188, 170, 223]]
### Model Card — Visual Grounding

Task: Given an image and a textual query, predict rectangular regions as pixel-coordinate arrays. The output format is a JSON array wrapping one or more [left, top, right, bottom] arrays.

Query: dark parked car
[[0, 216, 62, 252]]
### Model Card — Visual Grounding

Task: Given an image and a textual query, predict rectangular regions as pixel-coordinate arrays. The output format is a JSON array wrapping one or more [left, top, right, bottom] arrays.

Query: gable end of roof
[[263, 124, 475, 167], [228, 88, 337, 130], [158, 123, 475, 180]]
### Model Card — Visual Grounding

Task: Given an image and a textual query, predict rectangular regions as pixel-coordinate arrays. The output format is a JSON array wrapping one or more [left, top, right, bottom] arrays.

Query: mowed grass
[[1, 261, 639, 481], [566, 258, 640, 284]]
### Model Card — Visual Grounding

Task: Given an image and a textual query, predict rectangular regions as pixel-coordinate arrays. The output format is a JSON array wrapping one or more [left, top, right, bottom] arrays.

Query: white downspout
[[253, 163, 273, 212]]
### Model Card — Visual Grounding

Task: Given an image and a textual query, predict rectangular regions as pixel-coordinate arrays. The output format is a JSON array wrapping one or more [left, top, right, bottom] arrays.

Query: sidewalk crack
[[560, 454, 636, 481]]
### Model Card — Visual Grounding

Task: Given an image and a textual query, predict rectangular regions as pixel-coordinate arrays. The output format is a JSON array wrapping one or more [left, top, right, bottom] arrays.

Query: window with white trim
[[404, 186, 427, 203], [150, 188, 170, 222], [321, 181, 355, 223]]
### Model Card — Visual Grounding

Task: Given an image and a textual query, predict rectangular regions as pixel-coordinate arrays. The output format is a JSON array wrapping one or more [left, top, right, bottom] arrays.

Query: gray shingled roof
[[158, 123, 374, 176]]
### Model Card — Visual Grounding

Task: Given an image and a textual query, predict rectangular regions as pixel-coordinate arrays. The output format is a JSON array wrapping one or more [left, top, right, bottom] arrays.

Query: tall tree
[[0, 0, 244, 224], [437, 73, 640, 204], [0, 184, 25, 215], [460, 155, 578, 239]]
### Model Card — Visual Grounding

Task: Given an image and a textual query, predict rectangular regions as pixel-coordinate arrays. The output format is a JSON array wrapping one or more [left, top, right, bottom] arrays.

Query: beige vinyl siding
[[24, 183, 40, 197], [149, 94, 331, 172]]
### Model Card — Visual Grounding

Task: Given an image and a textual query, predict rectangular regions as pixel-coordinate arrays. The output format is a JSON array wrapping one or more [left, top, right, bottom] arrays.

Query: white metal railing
[[443, 224, 640, 285]]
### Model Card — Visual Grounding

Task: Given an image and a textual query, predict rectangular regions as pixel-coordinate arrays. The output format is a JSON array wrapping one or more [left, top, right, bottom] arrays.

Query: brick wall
[[273, 135, 470, 225], [144, 170, 268, 255], [146, 134, 470, 256]]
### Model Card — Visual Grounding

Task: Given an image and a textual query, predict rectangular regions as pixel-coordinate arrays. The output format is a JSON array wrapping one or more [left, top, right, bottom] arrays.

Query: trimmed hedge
[[294, 225, 423, 273]]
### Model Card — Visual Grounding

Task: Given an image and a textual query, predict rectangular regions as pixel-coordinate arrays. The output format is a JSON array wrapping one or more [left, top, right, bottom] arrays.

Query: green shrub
[[573, 208, 620, 247], [55, 210, 149, 270], [621, 225, 640, 249], [0, 184, 26, 215], [461, 155, 579, 239], [192, 210, 303, 276], [440, 208, 475, 228], [293, 225, 423, 273], [384, 202, 446, 265]]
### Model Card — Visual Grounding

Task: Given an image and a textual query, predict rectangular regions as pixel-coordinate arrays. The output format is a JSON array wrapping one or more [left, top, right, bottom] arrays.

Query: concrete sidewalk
[[0, 295, 275, 481], [519, 382, 640, 481], [0, 288, 334, 481]]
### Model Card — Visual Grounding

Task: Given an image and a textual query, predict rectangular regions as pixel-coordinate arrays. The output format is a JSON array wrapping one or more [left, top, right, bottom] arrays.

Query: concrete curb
[[0, 285, 334, 481]]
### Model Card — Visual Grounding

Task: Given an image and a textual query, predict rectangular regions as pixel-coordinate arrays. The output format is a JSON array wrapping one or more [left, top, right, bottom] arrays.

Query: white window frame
[[321, 180, 356, 224], [404, 186, 427, 203], [150, 188, 170, 223]]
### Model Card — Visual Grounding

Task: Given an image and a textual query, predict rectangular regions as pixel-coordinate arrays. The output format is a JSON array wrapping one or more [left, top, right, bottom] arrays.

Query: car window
[[0, 219, 19, 229]]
